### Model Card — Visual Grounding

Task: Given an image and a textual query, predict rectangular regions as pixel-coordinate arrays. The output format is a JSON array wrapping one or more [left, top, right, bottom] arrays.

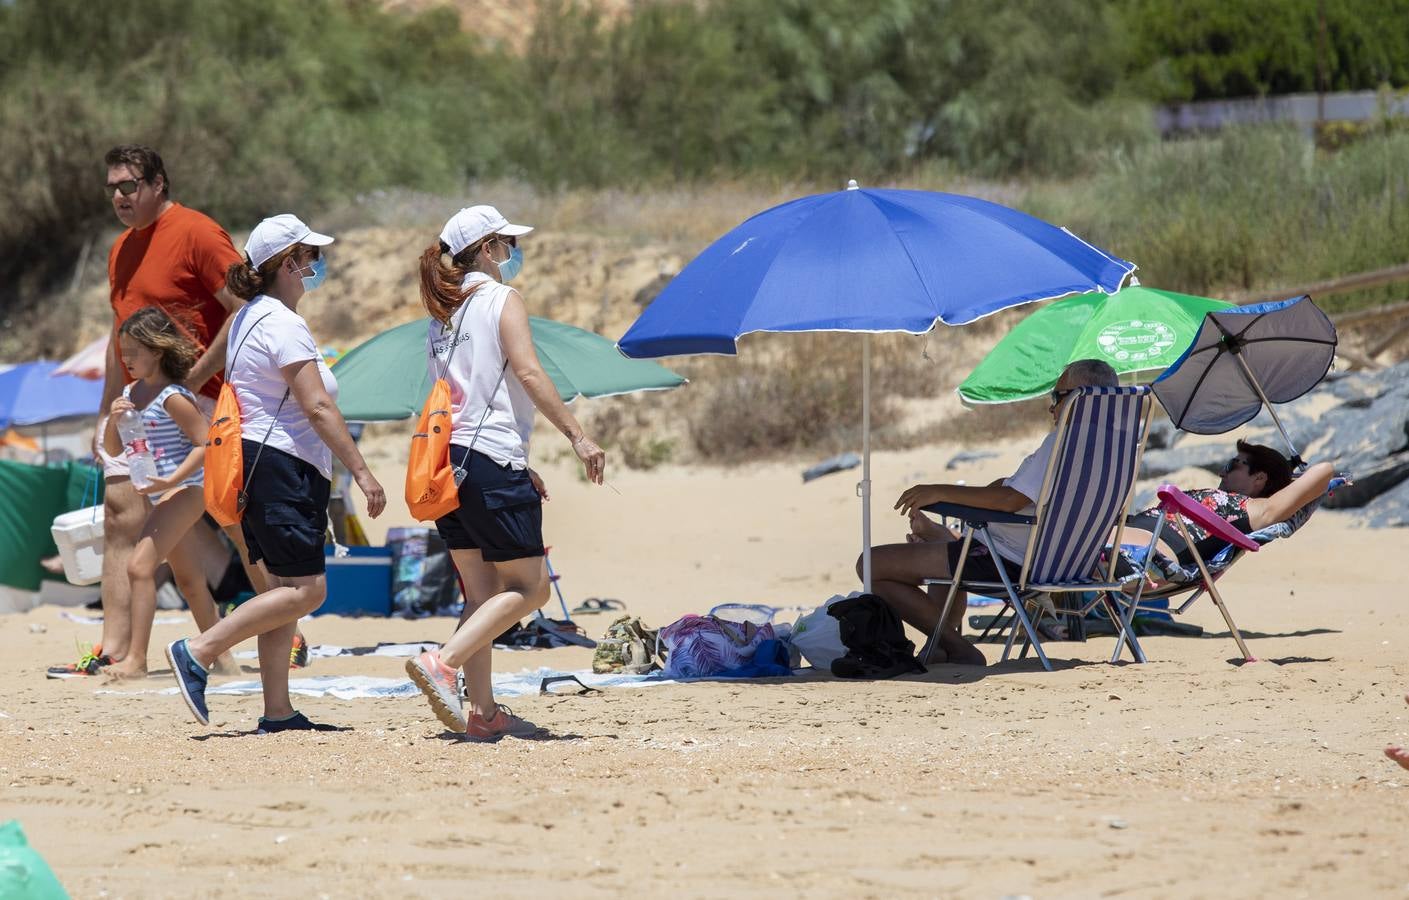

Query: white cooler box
[[51, 506, 105, 586]]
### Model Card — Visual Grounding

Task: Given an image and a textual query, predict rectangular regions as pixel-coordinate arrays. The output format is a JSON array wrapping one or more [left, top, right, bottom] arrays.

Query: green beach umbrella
[[957, 286, 1236, 404], [333, 317, 686, 422]]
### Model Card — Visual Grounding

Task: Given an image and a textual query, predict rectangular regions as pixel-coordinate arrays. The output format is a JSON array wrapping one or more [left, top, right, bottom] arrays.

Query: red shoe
[[46, 643, 113, 679], [405, 650, 466, 732], [289, 632, 310, 669], [465, 704, 541, 742]]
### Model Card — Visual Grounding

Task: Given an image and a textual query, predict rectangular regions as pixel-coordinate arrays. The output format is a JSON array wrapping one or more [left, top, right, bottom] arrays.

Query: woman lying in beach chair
[[1107, 440, 1338, 662]]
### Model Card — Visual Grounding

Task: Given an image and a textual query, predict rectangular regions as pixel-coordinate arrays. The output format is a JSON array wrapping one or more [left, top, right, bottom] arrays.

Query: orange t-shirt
[[108, 203, 242, 399]]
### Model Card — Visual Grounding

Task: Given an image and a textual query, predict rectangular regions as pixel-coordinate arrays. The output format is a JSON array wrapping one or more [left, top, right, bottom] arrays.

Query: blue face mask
[[496, 245, 523, 283], [299, 255, 327, 292]]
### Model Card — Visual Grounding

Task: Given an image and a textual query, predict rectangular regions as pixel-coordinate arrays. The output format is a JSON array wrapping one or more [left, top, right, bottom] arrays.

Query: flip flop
[[571, 598, 626, 615]]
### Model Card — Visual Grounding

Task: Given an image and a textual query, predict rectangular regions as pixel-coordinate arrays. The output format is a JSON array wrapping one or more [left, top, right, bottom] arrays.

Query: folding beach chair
[[920, 386, 1153, 672], [1108, 480, 1338, 663]]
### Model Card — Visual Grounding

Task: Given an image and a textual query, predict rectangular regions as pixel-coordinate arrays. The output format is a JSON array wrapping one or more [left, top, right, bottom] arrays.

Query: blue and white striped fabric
[[1023, 386, 1150, 586], [125, 382, 204, 489]]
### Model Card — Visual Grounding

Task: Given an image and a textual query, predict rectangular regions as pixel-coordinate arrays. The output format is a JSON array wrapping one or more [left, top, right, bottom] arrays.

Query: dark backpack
[[827, 594, 926, 679]]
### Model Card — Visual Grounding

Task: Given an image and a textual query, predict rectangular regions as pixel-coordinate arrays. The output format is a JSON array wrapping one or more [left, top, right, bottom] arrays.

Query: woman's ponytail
[[418, 240, 482, 325], [225, 256, 265, 302]]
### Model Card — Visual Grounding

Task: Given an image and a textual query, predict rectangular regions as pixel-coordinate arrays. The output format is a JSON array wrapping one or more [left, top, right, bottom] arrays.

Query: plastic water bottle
[[115, 408, 158, 489]]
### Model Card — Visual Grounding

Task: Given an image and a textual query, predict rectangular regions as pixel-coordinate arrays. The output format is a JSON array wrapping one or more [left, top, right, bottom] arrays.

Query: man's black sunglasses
[[105, 179, 142, 198]]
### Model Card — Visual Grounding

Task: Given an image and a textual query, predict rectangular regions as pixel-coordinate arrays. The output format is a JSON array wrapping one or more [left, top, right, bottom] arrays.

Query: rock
[[801, 452, 861, 483], [1318, 392, 1409, 473], [1359, 471, 1409, 527], [1140, 443, 1230, 480], [1146, 417, 1181, 450], [946, 449, 999, 470], [1322, 452, 1409, 510], [1326, 361, 1409, 404]]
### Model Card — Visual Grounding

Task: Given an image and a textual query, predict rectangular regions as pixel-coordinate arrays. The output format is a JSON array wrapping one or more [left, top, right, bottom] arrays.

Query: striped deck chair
[[1108, 478, 1343, 663], [920, 386, 1153, 672]]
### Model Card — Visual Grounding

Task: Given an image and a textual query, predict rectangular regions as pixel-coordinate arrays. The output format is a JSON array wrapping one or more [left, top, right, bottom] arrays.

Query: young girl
[[102, 306, 229, 680]]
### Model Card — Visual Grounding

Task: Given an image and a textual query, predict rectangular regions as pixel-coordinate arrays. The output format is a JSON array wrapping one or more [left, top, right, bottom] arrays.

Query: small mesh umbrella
[[1152, 295, 1337, 465]]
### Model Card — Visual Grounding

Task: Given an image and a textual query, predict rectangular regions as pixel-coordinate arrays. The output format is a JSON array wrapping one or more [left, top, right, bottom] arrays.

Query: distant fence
[[1157, 90, 1409, 137]]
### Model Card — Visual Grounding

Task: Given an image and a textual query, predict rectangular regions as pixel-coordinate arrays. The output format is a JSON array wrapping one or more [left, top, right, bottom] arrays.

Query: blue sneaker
[[165, 639, 210, 725]]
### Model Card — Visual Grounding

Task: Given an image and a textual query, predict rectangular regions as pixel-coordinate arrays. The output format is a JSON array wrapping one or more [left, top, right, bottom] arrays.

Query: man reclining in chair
[[859, 358, 1120, 666]]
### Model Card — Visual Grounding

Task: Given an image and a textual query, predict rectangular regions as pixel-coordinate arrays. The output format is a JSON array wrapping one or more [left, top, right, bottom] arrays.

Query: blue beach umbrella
[[0, 360, 103, 429], [618, 181, 1136, 589]]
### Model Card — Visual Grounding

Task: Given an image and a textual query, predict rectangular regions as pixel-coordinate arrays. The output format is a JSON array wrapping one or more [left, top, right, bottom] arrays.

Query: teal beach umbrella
[[957, 286, 1235, 404], [333, 317, 686, 422]]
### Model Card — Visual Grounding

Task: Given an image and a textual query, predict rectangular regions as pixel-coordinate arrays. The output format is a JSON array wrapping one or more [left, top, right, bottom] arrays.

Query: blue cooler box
[[317, 545, 393, 616]]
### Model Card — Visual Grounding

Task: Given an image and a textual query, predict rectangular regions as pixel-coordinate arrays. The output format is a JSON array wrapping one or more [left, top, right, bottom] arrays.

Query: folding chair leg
[[1006, 594, 1051, 671], [1103, 592, 1146, 664], [922, 530, 974, 665], [1205, 580, 1255, 662], [1173, 517, 1255, 663]]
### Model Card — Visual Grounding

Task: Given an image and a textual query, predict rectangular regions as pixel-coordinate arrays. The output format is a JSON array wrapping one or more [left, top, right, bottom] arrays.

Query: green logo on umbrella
[[1095, 319, 1178, 363]]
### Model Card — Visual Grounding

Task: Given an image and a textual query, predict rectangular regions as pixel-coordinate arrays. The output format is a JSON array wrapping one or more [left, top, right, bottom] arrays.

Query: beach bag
[[790, 594, 853, 669], [0, 821, 68, 900], [405, 304, 507, 522], [827, 594, 926, 679], [205, 312, 284, 526], [592, 615, 661, 674], [660, 615, 775, 678], [405, 376, 458, 521]]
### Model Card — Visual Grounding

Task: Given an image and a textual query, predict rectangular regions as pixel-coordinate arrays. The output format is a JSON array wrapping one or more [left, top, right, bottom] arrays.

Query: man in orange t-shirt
[[48, 145, 252, 679], [103, 145, 242, 407]]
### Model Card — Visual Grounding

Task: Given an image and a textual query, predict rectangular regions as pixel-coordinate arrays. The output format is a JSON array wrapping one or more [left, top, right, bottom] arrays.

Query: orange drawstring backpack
[[204, 311, 288, 526], [406, 307, 505, 521]]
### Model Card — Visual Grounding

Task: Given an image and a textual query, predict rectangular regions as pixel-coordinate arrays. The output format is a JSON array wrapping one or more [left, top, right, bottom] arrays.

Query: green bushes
[[3, 0, 1408, 331], [1025, 127, 1409, 306]]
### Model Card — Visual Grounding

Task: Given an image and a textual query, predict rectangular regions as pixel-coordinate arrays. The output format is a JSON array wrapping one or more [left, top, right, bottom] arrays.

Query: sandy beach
[[3, 444, 1408, 898]]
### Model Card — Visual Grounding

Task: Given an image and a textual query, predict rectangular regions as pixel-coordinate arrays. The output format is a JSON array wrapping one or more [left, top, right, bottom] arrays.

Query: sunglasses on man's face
[[105, 179, 142, 198], [1048, 388, 1074, 410]]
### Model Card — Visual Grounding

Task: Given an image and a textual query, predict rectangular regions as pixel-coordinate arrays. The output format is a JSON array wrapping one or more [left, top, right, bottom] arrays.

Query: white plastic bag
[[789, 592, 858, 670]]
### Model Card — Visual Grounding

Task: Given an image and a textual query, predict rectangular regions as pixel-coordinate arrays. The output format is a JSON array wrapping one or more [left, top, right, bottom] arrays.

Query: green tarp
[[0, 460, 101, 591]]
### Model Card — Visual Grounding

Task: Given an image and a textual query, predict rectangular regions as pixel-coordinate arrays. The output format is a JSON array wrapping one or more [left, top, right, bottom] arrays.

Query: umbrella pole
[[861, 334, 872, 593], [1231, 352, 1303, 466]]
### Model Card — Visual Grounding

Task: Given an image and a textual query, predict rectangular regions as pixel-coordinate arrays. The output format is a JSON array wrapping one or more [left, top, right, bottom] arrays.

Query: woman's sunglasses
[[1221, 456, 1251, 474]]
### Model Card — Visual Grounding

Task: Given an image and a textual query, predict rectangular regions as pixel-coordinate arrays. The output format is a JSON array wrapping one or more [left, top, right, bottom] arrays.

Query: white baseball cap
[[245, 214, 335, 269], [439, 205, 533, 257]]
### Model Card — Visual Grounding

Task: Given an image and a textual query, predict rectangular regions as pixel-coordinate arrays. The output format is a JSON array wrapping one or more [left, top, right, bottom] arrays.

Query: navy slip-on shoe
[[165, 639, 210, 725], [256, 711, 347, 734]]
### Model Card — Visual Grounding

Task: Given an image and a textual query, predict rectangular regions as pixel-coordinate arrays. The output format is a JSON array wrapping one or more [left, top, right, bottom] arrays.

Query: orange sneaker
[[465, 704, 541, 742], [405, 650, 466, 732]]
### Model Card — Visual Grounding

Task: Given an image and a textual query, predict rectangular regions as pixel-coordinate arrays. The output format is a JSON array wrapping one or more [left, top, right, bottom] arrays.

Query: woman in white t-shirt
[[405, 205, 605, 741], [165, 214, 386, 733]]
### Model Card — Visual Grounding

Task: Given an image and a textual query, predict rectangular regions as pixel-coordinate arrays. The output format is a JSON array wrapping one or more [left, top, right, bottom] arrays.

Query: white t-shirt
[[226, 295, 339, 480], [986, 430, 1057, 564], [426, 272, 536, 470]]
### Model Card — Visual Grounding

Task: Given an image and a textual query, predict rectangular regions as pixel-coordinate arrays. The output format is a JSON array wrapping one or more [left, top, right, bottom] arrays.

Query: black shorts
[[239, 440, 330, 578], [946, 537, 1023, 584], [434, 446, 544, 562]]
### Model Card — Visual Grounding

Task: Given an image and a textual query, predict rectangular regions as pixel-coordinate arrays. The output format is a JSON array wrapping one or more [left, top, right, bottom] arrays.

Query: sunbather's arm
[[896, 482, 1031, 517], [1245, 461, 1335, 530]]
